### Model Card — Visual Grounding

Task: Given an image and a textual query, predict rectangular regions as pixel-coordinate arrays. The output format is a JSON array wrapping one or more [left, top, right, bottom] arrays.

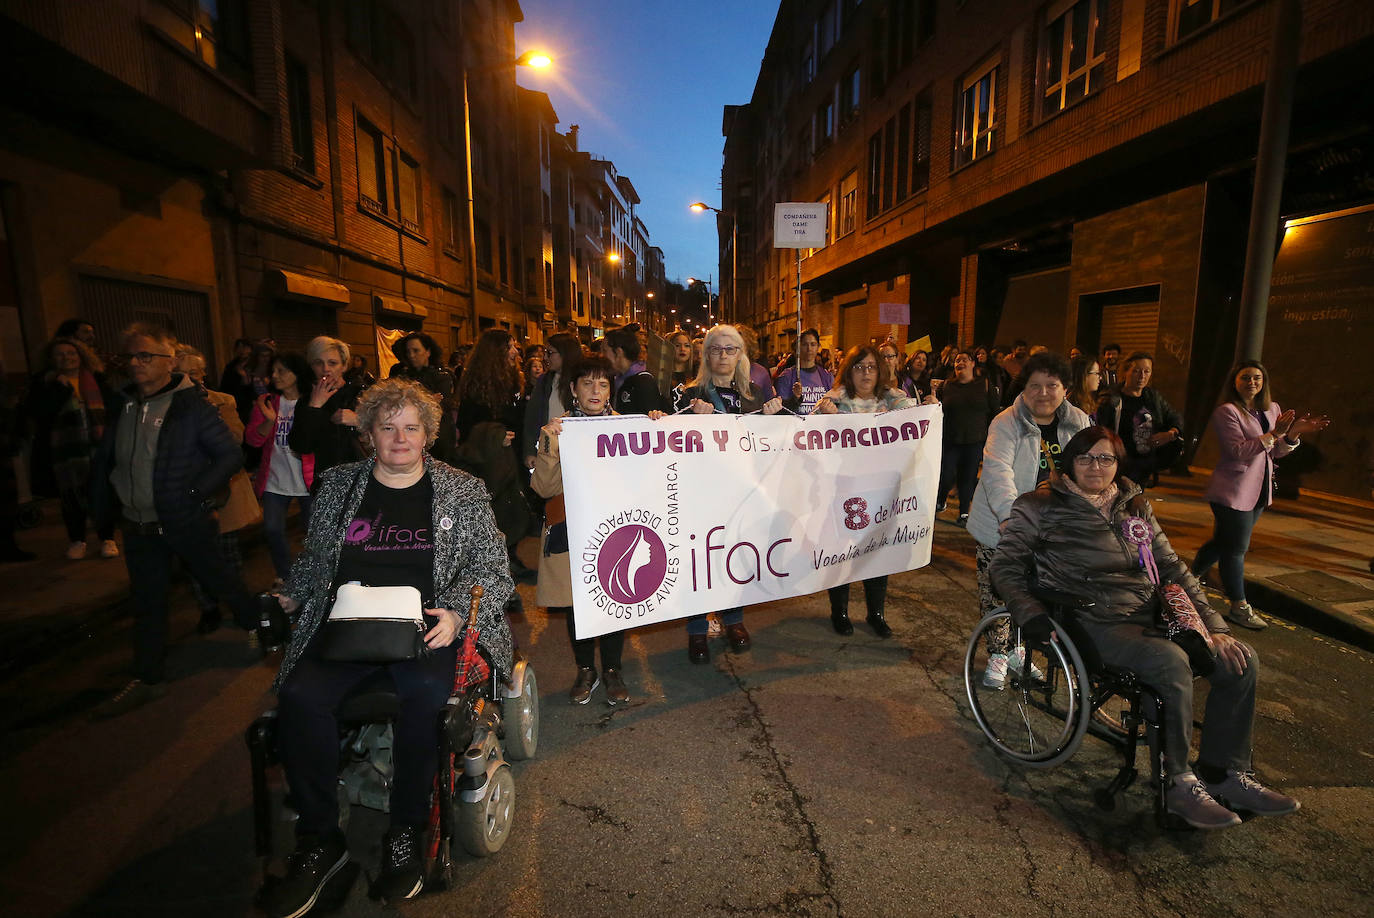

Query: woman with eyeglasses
[[674, 324, 783, 663], [1190, 361, 1330, 630], [991, 426, 1299, 830], [812, 344, 917, 637], [1066, 355, 1103, 421]]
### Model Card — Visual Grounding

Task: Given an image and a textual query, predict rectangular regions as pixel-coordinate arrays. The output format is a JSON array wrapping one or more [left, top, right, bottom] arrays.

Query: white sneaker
[[1227, 600, 1267, 630], [100, 539, 120, 559], [982, 653, 1009, 689], [1006, 646, 1045, 682], [65, 541, 87, 560], [1203, 771, 1300, 816]]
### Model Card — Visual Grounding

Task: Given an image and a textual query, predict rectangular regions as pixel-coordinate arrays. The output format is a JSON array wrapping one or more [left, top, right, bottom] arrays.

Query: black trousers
[[277, 646, 457, 836], [121, 516, 256, 683], [828, 576, 889, 616], [559, 605, 625, 670], [937, 442, 982, 513]]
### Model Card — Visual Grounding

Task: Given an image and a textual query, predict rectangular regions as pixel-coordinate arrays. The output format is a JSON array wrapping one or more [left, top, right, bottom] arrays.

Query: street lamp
[[689, 201, 737, 326], [459, 31, 553, 337]]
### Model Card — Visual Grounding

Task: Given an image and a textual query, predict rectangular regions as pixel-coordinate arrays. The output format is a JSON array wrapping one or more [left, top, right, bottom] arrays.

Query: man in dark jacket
[[601, 324, 666, 415], [1096, 351, 1183, 487], [90, 324, 258, 717]]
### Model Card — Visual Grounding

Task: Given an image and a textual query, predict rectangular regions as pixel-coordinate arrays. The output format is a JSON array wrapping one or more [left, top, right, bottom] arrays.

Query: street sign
[[773, 203, 828, 248]]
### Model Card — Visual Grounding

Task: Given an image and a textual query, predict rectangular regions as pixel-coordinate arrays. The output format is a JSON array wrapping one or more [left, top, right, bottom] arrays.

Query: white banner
[[559, 405, 944, 639]]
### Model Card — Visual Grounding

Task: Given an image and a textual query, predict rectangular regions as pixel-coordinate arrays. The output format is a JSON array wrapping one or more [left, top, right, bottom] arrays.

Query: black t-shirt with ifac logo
[[336, 473, 436, 604], [1037, 419, 1063, 486]]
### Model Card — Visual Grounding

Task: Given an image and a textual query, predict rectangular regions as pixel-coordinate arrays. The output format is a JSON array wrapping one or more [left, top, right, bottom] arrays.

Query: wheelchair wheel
[[964, 610, 1092, 768], [456, 765, 515, 857], [502, 662, 539, 761]]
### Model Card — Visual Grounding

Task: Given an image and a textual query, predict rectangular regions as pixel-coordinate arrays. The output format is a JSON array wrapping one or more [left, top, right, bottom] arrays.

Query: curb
[[1244, 577, 1374, 652]]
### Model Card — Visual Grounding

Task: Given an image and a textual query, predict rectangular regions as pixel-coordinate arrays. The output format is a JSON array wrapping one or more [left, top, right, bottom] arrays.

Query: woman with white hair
[[672, 324, 782, 663], [289, 336, 365, 481]]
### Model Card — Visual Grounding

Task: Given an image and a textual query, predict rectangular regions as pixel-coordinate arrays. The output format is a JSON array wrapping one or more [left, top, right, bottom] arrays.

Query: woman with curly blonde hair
[[267, 375, 514, 911]]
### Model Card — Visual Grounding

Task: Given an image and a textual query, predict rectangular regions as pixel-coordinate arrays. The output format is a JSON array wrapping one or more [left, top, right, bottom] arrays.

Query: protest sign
[[558, 404, 943, 638]]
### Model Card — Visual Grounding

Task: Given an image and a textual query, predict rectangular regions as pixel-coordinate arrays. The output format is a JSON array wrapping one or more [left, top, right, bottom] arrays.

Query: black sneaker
[[263, 832, 349, 918], [371, 825, 423, 903]]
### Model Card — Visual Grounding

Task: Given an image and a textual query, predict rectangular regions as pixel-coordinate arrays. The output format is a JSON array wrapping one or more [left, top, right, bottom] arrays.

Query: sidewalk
[[1148, 473, 1374, 651], [0, 499, 280, 677], [3, 475, 1373, 677]]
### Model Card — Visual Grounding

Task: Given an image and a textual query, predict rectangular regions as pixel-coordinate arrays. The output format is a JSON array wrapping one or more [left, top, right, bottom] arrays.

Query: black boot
[[830, 611, 853, 636], [262, 831, 349, 918], [866, 612, 893, 639], [371, 825, 423, 903]]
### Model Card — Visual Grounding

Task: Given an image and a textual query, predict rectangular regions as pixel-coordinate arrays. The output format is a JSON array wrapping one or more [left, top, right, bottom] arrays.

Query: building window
[[433, 75, 455, 147], [347, 1, 417, 99], [954, 61, 998, 169], [160, 0, 253, 88], [1173, 0, 1253, 42], [867, 132, 882, 219], [802, 40, 815, 84], [475, 217, 493, 272], [356, 117, 387, 214], [543, 192, 553, 229], [839, 170, 858, 237], [841, 66, 861, 121], [1043, 0, 1109, 116], [818, 191, 833, 248], [396, 151, 421, 232], [816, 97, 835, 149], [819, 2, 837, 58], [912, 92, 932, 193], [526, 257, 539, 295], [441, 186, 460, 254], [285, 54, 314, 174], [498, 233, 509, 285], [894, 103, 911, 202]]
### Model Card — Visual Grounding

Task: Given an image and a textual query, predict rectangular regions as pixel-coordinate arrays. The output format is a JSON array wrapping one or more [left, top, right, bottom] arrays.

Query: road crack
[[722, 656, 843, 917]]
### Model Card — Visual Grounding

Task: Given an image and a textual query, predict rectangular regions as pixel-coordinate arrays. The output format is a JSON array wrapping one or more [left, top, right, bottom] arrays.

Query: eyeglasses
[[707, 345, 740, 357], [1086, 370, 1101, 377], [1072, 454, 1119, 468], [124, 351, 173, 364], [854, 363, 879, 374]]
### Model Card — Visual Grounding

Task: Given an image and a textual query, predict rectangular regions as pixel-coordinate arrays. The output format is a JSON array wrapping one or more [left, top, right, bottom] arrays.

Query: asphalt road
[[1, 524, 1370, 918]]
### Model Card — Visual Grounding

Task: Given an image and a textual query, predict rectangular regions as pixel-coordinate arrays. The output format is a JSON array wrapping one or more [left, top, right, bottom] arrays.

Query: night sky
[[515, 0, 779, 288]]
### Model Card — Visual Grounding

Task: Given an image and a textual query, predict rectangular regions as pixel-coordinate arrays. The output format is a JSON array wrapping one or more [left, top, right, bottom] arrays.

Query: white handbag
[[317, 583, 426, 664]]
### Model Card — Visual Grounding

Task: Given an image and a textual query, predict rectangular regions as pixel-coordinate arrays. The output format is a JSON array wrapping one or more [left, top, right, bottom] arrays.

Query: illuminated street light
[[516, 51, 552, 69], [607, 252, 622, 264], [688, 202, 737, 325]]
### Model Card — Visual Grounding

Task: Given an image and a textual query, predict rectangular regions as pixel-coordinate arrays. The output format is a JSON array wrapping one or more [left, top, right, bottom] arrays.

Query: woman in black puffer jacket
[[989, 426, 1298, 831]]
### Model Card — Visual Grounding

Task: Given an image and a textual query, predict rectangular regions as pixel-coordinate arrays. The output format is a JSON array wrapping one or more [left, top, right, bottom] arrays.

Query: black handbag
[[316, 583, 426, 664]]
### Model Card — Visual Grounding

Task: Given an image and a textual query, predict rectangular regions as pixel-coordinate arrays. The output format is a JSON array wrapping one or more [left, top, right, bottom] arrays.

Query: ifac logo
[[594, 524, 668, 604]]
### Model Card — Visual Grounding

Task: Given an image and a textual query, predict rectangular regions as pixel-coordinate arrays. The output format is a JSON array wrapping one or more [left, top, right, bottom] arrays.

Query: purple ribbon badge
[[1121, 516, 1160, 585]]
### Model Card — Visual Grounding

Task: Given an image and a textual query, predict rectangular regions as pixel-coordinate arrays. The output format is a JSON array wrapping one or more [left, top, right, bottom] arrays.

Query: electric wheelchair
[[245, 587, 540, 904], [963, 590, 1198, 827]]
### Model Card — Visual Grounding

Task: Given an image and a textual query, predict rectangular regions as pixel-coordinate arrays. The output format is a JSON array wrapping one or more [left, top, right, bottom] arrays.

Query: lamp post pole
[[690, 202, 737, 327]]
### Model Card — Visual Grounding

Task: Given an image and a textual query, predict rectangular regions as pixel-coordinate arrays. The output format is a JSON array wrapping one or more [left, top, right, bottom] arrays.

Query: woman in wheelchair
[[265, 378, 515, 916], [988, 426, 1299, 830]]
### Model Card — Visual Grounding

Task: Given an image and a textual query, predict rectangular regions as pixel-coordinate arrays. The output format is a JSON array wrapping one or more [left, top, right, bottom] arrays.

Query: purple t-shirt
[[776, 365, 834, 413]]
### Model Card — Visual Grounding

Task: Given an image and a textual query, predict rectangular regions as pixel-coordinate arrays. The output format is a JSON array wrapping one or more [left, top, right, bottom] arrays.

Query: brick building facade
[[723, 0, 1374, 498]]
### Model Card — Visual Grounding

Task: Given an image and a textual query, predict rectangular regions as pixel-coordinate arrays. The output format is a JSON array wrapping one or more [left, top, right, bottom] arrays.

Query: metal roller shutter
[[79, 274, 213, 355], [1099, 302, 1159, 359]]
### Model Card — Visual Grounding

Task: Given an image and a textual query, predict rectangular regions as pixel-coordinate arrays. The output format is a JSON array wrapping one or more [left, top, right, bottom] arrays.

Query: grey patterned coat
[[275, 454, 515, 689]]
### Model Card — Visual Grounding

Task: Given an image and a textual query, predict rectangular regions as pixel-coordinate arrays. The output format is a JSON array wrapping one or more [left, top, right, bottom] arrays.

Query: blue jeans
[[262, 491, 312, 579], [1192, 501, 1265, 602], [686, 607, 743, 635]]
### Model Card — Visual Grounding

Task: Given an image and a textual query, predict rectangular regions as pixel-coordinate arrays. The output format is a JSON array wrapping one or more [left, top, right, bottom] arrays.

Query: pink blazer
[[1204, 402, 1296, 511], [245, 394, 316, 498]]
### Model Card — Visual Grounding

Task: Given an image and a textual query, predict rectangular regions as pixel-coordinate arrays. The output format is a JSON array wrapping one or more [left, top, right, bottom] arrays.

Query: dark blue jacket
[[92, 377, 242, 531]]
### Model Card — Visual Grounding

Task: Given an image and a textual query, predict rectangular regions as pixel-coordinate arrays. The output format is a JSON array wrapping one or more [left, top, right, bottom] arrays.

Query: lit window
[[954, 61, 998, 168], [1043, 0, 1109, 116]]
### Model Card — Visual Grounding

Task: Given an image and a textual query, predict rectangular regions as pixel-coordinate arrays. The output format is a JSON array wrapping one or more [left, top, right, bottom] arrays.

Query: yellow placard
[[906, 335, 931, 356]]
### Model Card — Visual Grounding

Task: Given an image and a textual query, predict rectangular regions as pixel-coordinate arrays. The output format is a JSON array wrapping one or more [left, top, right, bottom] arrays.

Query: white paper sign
[[558, 405, 944, 639], [774, 202, 829, 248]]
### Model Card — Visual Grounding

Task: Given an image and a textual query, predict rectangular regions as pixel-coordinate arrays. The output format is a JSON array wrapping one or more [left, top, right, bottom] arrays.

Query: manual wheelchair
[[245, 587, 540, 902], [963, 594, 1193, 826]]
